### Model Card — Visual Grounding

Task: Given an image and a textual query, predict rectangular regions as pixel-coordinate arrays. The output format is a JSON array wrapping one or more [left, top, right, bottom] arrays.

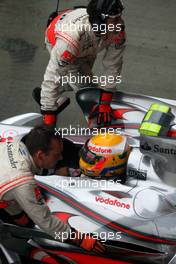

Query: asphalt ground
[[0, 2, 176, 262], [0, 0, 176, 127]]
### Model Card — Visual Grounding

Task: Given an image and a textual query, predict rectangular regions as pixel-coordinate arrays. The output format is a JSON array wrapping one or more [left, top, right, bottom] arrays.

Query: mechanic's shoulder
[[59, 8, 89, 37], [12, 138, 33, 169], [66, 8, 88, 24]]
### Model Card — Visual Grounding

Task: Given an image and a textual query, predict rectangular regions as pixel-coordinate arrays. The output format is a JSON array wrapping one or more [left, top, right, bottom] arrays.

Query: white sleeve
[[41, 30, 80, 111], [13, 183, 71, 241]]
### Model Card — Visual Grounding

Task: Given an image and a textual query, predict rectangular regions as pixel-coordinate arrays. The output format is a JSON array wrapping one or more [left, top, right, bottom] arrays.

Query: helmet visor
[[108, 12, 122, 18], [80, 141, 101, 165]]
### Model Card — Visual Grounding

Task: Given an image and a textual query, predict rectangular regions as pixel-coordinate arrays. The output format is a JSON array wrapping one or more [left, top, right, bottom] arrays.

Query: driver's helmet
[[87, 0, 124, 29], [79, 133, 131, 179]]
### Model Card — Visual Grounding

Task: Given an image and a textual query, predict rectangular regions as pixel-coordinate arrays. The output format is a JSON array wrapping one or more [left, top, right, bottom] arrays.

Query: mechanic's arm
[[41, 32, 80, 113], [102, 21, 126, 91], [13, 183, 105, 253], [94, 23, 126, 125], [13, 183, 70, 241]]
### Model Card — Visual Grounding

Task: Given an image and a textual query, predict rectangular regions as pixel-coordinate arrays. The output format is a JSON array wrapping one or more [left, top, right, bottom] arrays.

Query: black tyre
[[0, 249, 8, 264]]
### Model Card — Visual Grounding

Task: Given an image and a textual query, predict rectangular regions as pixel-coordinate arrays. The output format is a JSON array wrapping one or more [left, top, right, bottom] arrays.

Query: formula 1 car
[[1, 88, 176, 264]]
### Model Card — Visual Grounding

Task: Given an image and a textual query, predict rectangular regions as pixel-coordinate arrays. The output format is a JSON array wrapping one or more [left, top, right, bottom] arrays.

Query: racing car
[[1, 87, 176, 264]]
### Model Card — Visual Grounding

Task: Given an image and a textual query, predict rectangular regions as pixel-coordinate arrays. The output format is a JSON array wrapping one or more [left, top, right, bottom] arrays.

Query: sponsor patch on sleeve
[[109, 27, 126, 49], [34, 187, 44, 205], [19, 144, 28, 157], [34, 187, 42, 200], [60, 50, 76, 64], [114, 32, 126, 49]]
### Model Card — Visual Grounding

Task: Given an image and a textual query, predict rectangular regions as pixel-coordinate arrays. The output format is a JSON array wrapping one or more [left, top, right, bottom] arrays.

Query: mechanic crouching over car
[[39, 0, 126, 126], [0, 125, 105, 254]]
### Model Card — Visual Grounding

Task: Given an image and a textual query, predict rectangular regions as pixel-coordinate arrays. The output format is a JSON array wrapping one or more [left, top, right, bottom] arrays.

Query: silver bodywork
[[1, 91, 176, 263]]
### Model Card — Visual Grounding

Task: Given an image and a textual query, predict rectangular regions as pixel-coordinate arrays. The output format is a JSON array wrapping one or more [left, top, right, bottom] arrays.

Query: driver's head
[[79, 132, 131, 180], [87, 0, 124, 35], [23, 125, 63, 169]]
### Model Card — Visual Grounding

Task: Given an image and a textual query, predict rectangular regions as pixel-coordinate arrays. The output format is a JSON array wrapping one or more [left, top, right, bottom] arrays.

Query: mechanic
[[0, 125, 105, 254], [79, 132, 131, 182], [40, 0, 126, 126]]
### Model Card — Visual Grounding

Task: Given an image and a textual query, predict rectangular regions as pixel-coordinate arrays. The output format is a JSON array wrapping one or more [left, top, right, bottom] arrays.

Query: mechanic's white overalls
[[41, 8, 126, 111], [0, 136, 70, 240]]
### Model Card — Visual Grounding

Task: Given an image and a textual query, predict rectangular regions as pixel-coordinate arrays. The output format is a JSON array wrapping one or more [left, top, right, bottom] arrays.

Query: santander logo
[[95, 196, 130, 209]]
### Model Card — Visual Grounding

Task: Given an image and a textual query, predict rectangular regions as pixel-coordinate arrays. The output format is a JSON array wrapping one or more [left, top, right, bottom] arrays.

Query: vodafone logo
[[95, 196, 130, 209], [88, 145, 112, 154]]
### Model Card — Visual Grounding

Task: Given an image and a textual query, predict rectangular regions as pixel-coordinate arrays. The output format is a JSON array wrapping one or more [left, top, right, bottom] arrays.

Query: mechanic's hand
[[97, 103, 113, 125], [70, 229, 106, 254], [33, 87, 57, 125], [69, 168, 81, 177], [55, 166, 69, 176], [97, 91, 113, 125], [55, 167, 81, 177]]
